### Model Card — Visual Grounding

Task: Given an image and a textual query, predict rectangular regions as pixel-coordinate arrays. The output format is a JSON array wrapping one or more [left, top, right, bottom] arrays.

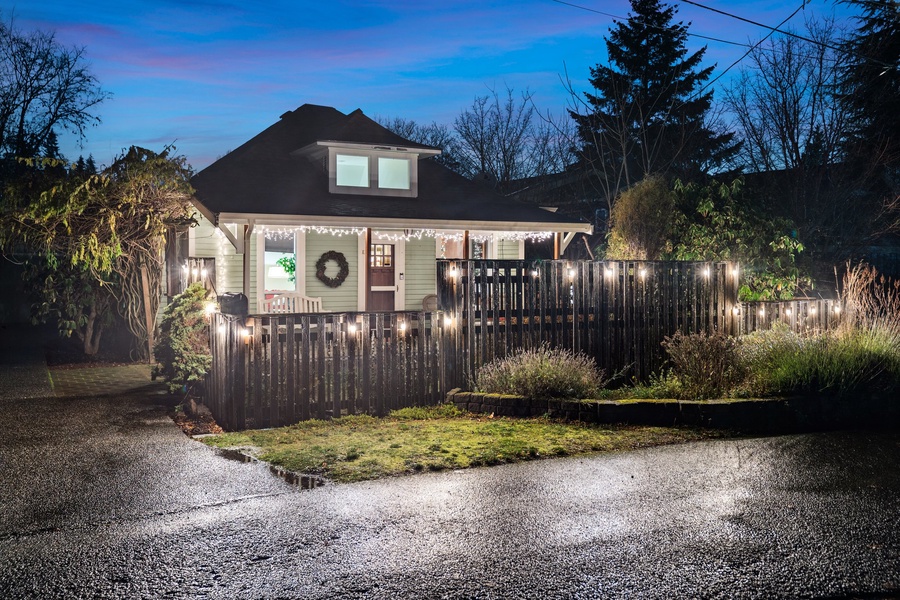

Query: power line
[[693, 2, 807, 98], [555, 0, 892, 71], [680, 0, 893, 69], [551, 0, 747, 47]]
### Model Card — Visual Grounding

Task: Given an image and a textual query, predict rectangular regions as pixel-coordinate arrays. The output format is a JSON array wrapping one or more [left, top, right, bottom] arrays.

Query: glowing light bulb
[[639, 268, 647, 279], [444, 316, 453, 327], [348, 324, 357, 334]]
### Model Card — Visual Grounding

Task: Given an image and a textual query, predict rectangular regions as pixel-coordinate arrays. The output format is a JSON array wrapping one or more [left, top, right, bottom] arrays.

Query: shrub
[[840, 262, 900, 334], [740, 325, 900, 397], [737, 322, 808, 396], [152, 283, 212, 394], [662, 330, 745, 399], [606, 175, 675, 260], [475, 345, 606, 400]]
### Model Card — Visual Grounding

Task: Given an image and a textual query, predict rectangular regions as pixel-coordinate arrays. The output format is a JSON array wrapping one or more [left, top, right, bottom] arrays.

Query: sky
[[5, 0, 860, 172]]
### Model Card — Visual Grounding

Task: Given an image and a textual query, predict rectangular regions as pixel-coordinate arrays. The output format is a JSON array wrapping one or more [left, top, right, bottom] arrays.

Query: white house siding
[[304, 233, 358, 312], [498, 238, 523, 259], [404, 236, 437, 310], [190, 215, 258, 310]]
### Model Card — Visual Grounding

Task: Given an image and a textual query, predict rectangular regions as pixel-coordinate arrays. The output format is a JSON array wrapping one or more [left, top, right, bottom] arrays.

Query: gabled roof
[[191, 104, 591, 233]]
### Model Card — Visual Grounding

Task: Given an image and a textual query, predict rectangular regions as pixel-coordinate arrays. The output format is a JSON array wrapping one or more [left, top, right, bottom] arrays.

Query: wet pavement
[[0, 325, 899, 599]]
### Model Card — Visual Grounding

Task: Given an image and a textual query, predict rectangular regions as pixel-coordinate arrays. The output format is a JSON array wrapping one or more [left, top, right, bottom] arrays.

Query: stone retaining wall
[[446, 389, 898, 433]]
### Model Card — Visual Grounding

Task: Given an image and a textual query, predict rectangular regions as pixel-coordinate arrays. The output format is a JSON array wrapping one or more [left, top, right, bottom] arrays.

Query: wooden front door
[[367, 243, 395, 311]]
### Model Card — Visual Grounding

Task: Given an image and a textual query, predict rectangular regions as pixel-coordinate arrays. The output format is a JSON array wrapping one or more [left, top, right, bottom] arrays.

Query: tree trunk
[[141, 263, 155, 364], [80, 302, 104, 356]]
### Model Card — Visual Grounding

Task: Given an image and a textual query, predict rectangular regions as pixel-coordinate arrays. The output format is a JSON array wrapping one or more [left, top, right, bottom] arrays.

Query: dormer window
[[293, 140, 439, 197], [322, 143, 435, 198], [378, 157, 410, 190], [333, 153, 412, 191], [335, 154, 369, 187]]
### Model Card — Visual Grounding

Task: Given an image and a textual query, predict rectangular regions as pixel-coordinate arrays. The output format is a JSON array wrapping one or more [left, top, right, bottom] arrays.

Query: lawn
[[201, 404, 724, 483]]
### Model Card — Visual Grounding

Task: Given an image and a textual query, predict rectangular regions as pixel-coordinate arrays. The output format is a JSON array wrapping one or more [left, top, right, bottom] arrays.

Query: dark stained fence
[[437, 259, 741, 384], [206, 311, 447, 431], [740, 299, 842, 334], [204, 260, 846, 431]]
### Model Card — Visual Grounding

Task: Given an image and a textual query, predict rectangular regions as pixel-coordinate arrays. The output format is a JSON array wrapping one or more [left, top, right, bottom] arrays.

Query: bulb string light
[[260, 226, 554, 244]]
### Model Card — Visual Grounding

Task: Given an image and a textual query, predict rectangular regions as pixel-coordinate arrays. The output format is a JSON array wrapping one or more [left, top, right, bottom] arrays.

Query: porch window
[[264, 235, 296, 294]]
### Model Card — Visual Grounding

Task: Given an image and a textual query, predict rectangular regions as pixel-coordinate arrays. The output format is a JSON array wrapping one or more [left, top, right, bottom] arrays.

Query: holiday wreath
[[315, 250, 350, 288]]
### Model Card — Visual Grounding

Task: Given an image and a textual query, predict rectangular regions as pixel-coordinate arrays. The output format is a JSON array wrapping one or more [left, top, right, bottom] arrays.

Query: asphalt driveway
[[0, 326, 898, 599]]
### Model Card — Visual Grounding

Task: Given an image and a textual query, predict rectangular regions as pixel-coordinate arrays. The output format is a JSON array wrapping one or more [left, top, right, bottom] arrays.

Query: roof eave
[[214, 212, 592, 234]]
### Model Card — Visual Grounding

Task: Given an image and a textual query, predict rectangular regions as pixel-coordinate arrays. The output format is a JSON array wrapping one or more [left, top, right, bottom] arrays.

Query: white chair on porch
[[261, 293, 323, 313]]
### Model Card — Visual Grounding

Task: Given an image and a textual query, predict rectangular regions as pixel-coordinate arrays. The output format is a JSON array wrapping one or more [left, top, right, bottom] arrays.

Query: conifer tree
[[571, 0, 737, 205], [839, 0, 900, 198]]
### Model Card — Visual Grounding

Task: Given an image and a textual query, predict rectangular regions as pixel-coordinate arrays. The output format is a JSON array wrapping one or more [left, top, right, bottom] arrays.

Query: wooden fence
[[740, 298, 842, 333], [204, 260, 844, 430], [437, 259, 740, 383], [206, 311, 447, 430]]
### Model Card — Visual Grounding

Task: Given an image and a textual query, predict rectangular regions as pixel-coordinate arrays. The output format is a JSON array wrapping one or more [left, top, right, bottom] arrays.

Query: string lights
[[496, 231, 554, 242], [260, 226, 554, 244], [262, 226, 367, 239]]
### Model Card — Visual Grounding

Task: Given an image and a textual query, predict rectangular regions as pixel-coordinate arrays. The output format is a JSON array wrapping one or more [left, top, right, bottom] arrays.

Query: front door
[[367, 243, 395, 311]]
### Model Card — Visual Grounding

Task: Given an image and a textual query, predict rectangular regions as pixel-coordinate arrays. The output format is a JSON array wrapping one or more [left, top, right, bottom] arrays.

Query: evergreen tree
[[839, 1, 900, 198], [571, 0, 738, 204], [42, 130, 61, 158]]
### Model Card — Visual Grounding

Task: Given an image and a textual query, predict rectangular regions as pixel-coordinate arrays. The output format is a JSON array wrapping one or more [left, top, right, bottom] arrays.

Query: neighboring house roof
[[191, 104, 591, 233]]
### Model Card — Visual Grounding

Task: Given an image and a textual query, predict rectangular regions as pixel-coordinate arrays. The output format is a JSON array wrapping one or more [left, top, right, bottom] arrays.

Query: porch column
[[242, 223, 253, 298]]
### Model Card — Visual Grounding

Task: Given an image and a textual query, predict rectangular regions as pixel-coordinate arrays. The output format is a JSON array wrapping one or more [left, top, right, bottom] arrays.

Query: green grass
[[201, 404, 722, 483]]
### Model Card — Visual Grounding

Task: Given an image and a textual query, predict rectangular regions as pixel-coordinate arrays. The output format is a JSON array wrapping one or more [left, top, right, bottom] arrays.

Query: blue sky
[[6, 0, 857, 171]]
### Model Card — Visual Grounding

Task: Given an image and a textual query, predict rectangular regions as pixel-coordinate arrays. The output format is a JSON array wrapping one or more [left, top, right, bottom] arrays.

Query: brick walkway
[[49, 364, 167, 398]]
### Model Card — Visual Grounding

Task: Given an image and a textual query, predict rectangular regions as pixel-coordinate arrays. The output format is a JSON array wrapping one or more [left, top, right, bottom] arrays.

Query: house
[[183, 104, 592, 313]]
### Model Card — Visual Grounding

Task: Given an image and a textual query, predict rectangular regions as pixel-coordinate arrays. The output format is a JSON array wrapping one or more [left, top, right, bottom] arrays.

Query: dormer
[[295, 140, 441, 198]]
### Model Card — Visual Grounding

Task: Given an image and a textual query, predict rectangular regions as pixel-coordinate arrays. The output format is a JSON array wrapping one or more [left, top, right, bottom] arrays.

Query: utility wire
[[551, 0, 746, 47], [692, 2, 807, 98], [680, 0, 894, 69], [552, 0, 846, 64]]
